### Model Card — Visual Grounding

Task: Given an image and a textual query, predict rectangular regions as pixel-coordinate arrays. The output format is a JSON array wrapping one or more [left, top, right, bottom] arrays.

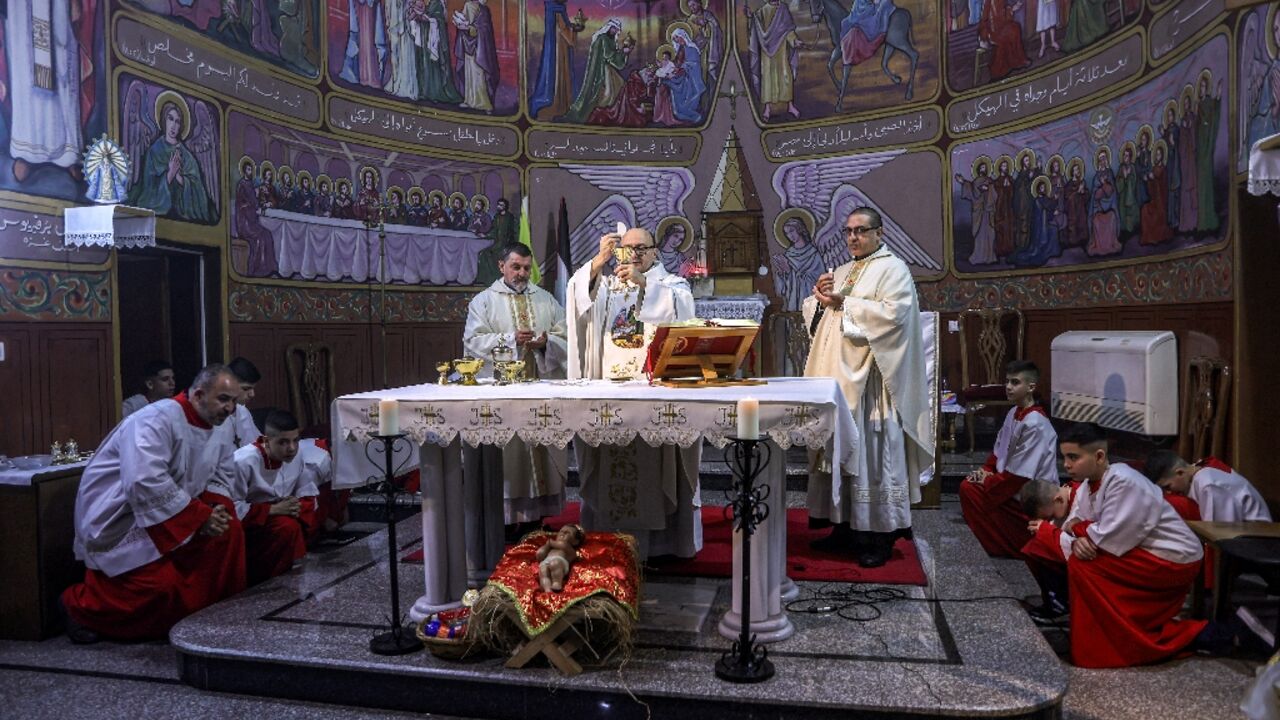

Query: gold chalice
[[453, 357, 483, 386], [493, 360, 512, 385], [501, 360, 526, 384], [436, 360, 454, 385]]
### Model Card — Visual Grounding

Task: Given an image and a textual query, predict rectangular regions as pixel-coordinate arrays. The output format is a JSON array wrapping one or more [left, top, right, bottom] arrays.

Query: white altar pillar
[[410, 440, 469, 619]]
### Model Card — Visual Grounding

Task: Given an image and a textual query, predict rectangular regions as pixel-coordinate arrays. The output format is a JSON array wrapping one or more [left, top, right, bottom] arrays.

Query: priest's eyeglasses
[[840, 225, 881, 239]]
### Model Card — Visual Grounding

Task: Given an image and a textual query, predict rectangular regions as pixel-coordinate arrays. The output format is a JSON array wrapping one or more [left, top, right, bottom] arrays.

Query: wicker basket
[[415, 619, 482, 660]]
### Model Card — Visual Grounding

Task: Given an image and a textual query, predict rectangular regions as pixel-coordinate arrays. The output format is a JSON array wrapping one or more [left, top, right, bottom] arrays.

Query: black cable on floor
[[784, 582, 1031, 623]]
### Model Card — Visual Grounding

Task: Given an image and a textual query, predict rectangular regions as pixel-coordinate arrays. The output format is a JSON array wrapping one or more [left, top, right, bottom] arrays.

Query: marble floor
[[0, 496, 1265, 719]]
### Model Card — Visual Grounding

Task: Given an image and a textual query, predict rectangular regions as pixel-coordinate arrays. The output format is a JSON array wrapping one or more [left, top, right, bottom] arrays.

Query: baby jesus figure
[[535, 524, 584, 592]]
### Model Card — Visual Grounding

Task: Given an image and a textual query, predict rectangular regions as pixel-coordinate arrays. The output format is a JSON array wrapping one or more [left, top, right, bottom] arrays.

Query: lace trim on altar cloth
[[1247, 178, 1280, 197]]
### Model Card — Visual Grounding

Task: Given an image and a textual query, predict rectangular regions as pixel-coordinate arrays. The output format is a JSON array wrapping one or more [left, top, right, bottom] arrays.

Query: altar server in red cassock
[[1018, 478, 1081, 623], [959, 360, 1060, 558], [1059, 423, 1207, 668], [61, 365, 247, 643], [225, 409, 328, 584], [1143, 450, 1272, 523]]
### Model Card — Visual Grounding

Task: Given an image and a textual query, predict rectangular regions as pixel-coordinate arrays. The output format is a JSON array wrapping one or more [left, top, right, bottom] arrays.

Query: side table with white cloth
[[331, 377, 860, 642], [0, 460, 90, 639]]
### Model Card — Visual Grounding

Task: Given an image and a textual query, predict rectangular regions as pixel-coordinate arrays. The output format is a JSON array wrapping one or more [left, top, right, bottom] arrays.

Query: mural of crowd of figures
[[125, 0, 321, 77], [228, 111, 520, 286], [946, 0, 1140, 93], [527, 0, 730, 126], [326, 0, 521, 116], [0, 0, 1252, 303], [950, 35, 1228, 274]]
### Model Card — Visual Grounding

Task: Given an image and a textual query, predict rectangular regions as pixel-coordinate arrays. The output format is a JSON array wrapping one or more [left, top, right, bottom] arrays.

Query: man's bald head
[[620, 228, 658, 271]]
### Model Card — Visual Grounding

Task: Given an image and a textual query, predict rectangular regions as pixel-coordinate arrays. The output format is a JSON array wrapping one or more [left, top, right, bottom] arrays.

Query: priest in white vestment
[[803, 207, 934, 568], [566, 228, 702, 558], [60, 364, 246, 642], [463, 242, 569, 539]]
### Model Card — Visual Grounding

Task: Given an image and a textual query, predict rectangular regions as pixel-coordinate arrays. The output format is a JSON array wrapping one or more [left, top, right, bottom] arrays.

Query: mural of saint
[[1140, 142, 1174, 247], [354, 167, 383, 221], [1195, 73, 1221, 233], [666, 29, 707, 124], [992, 156, 1015, 258], [1061, 158, 1089, 250], [954, 157, 998, 266], [1012, 150, 1037, 253], [1062, 0, 1109, 53], [427, 190, 448, 226], [446, 192, 470, 229], [333, 179, 356, 219], [235, 157, 276, 277], [979, 0, 1028, 81], [257, 162, 280, 209], [125, 90, 218, 224], [1115, 144, 1141, 236], [407, 189, 429, 225], [1244, 8, 1280, 156], [340, 0, 388, 89], [384, 0, 421, 99], [316, 176, 335, 216], [565, 19, 631, 123], [293, 172, 317, 214], [1008, 176, 1061, 267], [746, 0, 802, 120], [468, 196, 492, 235], [475, 197, 516, 287], [386, 187, 408, 223], [5, 0, 96, 182], [529, 0, 581, 120], [1160, 102, 1181, 229], [454, 0, 500, 112], [684, 0, 722, 82], [1088, 147, 1121, 257], [410, 0, 464, 104], [1177, 90, 1198, 234]]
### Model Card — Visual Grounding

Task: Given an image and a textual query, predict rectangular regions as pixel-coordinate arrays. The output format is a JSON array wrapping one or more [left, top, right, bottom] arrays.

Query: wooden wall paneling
[[38, 327, 114, 451], [0, 326, 34, 457], [379, 326, 414, 390], [412, 324, 464, 383], [324, 326, 373, 396]]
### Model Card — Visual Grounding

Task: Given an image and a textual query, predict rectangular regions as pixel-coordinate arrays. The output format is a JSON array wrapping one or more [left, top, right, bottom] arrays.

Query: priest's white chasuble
[[803, 245, 935, 534], [566, 261, 703, 558], [463, 280, 570, 525]]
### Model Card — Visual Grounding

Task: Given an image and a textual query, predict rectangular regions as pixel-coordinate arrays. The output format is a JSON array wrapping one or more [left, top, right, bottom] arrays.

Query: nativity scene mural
[[326, 0, 520, 116], [1238, 2, 1280, 171], [123, 0, 322, 78], [526, 0, 728, 127], [946, 0, 1139, 94], [734, 0, 940, 122], [0, 0, 106, 201], [950, 36, 1228, 274], [229, 111, 520, 286], [120, 78, 221, 225]]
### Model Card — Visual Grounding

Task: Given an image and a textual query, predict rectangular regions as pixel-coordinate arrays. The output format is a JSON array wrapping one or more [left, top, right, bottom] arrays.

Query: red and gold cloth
[[486, 531, 639, 636]]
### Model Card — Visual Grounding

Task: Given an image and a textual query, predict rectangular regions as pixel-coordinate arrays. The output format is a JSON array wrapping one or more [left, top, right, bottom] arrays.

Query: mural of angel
[[770, 208, 824, 311], [1240, 5, 1280, 168], [770, 151, 943, 275], [559, 165, 695, 270], [655, 215, 696, 275], [124, 85, 219, 224]]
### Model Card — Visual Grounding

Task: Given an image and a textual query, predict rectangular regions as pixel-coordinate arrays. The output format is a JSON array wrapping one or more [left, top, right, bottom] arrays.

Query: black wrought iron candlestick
[[364, 432, 423, 656], [715, 437, 775, 683]]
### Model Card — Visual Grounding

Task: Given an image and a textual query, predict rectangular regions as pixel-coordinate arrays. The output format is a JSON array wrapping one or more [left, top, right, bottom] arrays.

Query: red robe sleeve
[[297, 497, 320, 537], [242, 502, 273, 527], [145, 499, 213, 555]]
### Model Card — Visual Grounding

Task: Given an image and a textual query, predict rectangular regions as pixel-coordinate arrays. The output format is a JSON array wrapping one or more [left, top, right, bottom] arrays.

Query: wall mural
[[946, 0, 1139, 95], [733, 0, 940, 121], [950, 34, 1228, 275], [228, 109, 520, 286], [0, 0, 106, 201], [120, 75, 222, 224], [326, 0, 521, 116], [0, 1, 1250, 318], [1238, 2, 1280, 171], [527, 0, 730, 127], [123, 0, 321, 77]]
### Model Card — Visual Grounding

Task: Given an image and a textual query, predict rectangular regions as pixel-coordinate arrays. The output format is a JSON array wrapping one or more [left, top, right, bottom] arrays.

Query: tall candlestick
[[737, 397, 759, 440], [378, 399, 400, 436]]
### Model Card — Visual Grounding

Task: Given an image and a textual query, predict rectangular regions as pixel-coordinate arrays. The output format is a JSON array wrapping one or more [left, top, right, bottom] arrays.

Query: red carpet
[[402, 502, 927, 586]]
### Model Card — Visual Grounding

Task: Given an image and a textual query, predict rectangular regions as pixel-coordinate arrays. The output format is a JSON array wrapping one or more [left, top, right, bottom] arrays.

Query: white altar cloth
[[261, 209, 492, 285], [331, 377, 861, 640]]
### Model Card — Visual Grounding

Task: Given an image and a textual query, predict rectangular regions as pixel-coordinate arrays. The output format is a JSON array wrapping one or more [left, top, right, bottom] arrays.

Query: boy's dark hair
[[227, 356, 262, 384], [264, 408, 300, 435], [1017, 479, 1060, 518], [1004, 359, 1040, 383], [1142, 449, 1187, 483], [142, 360, 173, 380], [1059, 422, 1108, 450]]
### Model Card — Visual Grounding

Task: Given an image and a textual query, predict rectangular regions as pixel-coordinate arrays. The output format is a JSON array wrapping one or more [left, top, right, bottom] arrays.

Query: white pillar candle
[[378, 399, 400, 436], [737, 397, 759, 440]]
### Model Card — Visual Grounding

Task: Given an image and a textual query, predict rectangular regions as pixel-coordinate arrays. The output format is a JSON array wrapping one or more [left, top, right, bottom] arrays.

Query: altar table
[[331, 377, 860, 642]]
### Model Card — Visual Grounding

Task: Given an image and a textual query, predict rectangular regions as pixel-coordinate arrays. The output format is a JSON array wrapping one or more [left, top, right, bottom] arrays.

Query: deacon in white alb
[[61, 364, 246, 642], [463, 242, 570, 533], [804, 207, 934, 568], [121, 360, 176, 418], [565, 227, 701, 558]]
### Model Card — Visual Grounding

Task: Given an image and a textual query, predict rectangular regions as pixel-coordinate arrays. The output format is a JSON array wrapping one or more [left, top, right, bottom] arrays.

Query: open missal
[[643, 319, 764, 387]]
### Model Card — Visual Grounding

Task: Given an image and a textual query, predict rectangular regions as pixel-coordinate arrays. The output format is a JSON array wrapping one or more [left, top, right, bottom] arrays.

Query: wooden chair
[[1178, 357, 1231, 463], [766, 311, 811, 376], [957, 308, 1025, 452], [286, 342, 336, 437]]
